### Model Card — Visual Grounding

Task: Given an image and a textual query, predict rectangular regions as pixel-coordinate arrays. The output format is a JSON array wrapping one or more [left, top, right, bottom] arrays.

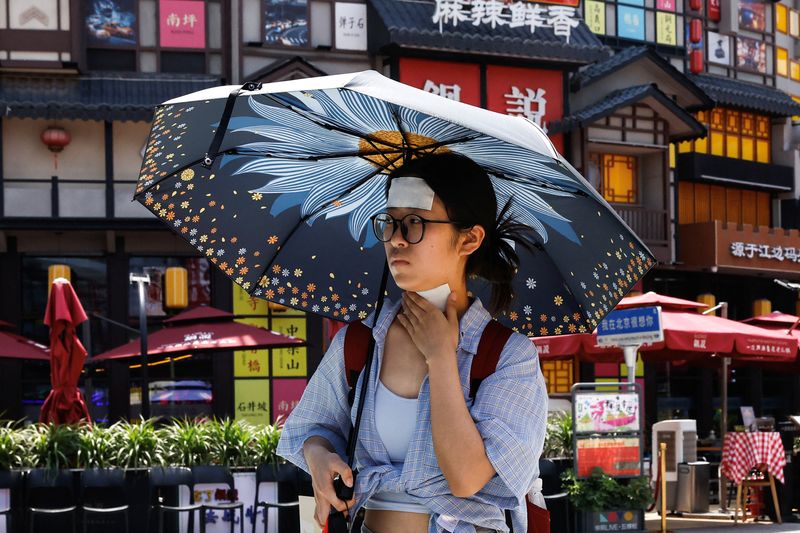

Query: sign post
[[597, 306, 664, 382]]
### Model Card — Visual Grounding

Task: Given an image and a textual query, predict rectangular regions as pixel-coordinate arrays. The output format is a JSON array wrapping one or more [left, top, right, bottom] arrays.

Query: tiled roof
[[551, 83, 707, 141], [688, 74, 800, 117], [0, 72, 220, 121], [570, 45, 712, 110], [368, 0, 611, 65]]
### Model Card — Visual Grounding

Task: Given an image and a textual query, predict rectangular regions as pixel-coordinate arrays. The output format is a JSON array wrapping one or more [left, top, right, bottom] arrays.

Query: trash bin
[[676, 461, 710, 513]]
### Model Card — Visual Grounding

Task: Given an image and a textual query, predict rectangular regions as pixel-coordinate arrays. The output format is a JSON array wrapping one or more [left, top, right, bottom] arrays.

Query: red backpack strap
[[343, 321, 372, 405], [469, 320, 514, 399]]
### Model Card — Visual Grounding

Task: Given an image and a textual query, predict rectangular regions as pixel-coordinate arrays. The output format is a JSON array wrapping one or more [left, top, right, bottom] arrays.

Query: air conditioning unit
[[652, 419, 698, 512]]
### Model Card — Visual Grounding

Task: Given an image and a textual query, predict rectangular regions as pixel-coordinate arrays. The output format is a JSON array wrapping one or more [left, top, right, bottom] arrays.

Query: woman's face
[[383, 195, 467, 292]]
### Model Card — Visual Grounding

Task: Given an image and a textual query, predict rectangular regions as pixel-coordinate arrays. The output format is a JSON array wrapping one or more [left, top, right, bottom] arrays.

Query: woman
[[276, 152, 548, 533]]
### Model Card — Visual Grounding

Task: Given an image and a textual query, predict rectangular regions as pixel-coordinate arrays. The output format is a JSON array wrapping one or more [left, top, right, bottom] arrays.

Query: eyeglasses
[[371, 213, 464, 244]]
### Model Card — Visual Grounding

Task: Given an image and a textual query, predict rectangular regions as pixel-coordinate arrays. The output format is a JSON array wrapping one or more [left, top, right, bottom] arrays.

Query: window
[[792, 9, 800, 37], [601, 154, 638, 204], [777, 3, 788, 33], [679, 108, 771, 164], [792, 61, 800, 81], [678, 183, 771, 227], [793, 96, 800, 124], [541, 360, 574, 394], [777, 47, 789, 77]]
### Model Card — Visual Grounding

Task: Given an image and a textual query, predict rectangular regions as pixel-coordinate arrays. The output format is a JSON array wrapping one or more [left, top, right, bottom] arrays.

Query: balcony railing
[[613, 205, 669, 246], [1, 177, 148, 219]]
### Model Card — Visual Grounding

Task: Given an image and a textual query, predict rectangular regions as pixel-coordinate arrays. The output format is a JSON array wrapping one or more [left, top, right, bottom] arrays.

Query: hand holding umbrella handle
[[326, 473, 356, 533]]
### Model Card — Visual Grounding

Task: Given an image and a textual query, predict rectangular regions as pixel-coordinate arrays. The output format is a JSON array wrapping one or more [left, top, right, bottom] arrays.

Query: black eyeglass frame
[[370, 213, 468, 244]]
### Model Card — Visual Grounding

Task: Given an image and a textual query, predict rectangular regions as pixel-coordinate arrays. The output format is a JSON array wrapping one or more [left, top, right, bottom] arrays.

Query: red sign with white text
[[485, 65, 565, 152], [159, 0, 205, 48], [399, 58, 481, 107]]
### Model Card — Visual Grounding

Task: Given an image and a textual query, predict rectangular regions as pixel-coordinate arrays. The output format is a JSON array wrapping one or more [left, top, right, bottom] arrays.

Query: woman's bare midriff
[[363, 509, 430, 533]]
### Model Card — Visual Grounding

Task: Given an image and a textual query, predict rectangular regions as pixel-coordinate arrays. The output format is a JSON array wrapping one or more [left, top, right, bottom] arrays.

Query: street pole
[[623, 345, 639, 383], [130, 273, 151, 420]]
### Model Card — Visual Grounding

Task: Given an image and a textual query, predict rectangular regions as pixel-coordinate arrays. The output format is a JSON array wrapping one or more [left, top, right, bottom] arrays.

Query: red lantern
[[689, 0, 702, 11], [707, 0, 721, 22], [690, 18, 703, 43], [690, 48, 704, 74], [41, 126, 71, 169]]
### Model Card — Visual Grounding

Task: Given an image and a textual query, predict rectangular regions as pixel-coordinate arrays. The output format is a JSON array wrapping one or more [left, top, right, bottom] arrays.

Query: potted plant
[[561, 467, 652, 533]]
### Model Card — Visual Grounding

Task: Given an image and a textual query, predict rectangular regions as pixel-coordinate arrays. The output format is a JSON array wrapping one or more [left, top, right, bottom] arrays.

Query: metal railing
[[1, 176, 146, 219], [613, 205, 669, 245]]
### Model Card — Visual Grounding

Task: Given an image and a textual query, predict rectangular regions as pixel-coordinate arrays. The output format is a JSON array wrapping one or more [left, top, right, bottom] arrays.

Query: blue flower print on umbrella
[[135, 71, 655, 335]]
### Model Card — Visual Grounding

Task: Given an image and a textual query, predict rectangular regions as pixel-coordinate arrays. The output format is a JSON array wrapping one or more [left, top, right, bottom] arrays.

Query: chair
[[0, 470, 23, 532], [80, 468, 129, 533], [191, 465, 244, 533], [734, 465, 782, 524], [148, 467, 202, 533], [539, 459, 569, 533], [25, 469, 77, 533], [251, 464, 299, 533]]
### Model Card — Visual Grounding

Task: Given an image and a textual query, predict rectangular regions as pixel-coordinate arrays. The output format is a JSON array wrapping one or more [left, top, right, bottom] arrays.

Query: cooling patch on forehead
[[387, 177, 434, 210]]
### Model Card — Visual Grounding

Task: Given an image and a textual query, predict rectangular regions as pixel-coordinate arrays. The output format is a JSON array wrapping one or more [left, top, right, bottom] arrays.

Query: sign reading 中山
[[432, 1, 580, 43], [159, 0, 205, 48], [596, 306, 663, 347], [335, 2, 367, 51]]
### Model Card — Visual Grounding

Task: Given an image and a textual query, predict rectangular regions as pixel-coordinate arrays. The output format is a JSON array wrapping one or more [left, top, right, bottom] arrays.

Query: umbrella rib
[[251, 163, 389, 295]]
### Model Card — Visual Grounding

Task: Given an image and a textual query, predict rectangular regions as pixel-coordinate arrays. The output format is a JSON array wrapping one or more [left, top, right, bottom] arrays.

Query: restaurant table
[[720, 432, 786, 523]]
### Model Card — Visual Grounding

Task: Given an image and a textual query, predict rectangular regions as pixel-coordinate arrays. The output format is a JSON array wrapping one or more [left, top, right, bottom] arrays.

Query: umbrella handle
[[202, 81, 263, 168]]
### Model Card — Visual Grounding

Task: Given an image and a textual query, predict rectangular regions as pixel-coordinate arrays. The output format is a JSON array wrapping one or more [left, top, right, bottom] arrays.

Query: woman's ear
[[458, 225, 485, 257]]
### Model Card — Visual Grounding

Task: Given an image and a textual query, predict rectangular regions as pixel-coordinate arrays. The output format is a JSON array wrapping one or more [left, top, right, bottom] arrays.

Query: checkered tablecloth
[[720, 432, 786, 484]]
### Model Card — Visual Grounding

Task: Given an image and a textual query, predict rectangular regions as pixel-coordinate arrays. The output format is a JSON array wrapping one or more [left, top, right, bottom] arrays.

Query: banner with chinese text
[[273, 378, 307, 423], [398, 58, 481, 106], [235, 379, 271, 425], [159, 0, 205, 48]]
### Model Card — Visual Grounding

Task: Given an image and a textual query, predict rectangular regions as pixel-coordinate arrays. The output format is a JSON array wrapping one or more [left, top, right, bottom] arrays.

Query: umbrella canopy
[[92, 304, 304, 361], [134, 71, 654, 335], [534, 291, 798, 363], [0, 321, 50, 360], [40, 278, 92, 424]]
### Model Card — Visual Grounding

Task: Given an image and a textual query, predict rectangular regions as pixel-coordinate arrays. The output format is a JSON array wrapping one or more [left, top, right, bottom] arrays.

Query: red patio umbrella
[[0, 321, 49, 360], [92, 305, 304, 361], [534, 291, 798, 363], [40, 278, 92, 424]]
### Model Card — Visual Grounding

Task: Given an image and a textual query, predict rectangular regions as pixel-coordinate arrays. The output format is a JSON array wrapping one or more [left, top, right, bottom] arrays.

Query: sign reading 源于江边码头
[[431, 1, 580, 42], [596, 306, 663, 347], [731, 241, 800, 262]]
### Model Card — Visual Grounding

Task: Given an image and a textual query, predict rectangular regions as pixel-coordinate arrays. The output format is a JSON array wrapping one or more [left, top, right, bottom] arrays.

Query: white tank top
[[365, 380, 429, 514]]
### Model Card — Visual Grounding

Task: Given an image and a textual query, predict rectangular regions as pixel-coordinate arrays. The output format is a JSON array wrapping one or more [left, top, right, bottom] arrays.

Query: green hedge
[[0, 418, 282, 470]]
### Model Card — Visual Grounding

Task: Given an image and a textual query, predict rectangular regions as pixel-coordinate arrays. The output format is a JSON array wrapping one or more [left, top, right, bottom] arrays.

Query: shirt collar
[[367, 296, 492, 355]]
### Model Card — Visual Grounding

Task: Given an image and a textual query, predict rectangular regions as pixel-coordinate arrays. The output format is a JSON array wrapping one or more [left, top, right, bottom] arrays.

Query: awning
[[1, 72, 221, 122], [550, 83, 707, 141], [367, 0, 611, 65], [689, 73, 800, 117]]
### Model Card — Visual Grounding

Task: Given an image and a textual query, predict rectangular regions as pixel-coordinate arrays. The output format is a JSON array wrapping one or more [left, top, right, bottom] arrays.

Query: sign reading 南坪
[[399, 58, 481, 106], [159, 0, 205, 48], [432, 1, 580, 42], [596, 306, 663, 347]]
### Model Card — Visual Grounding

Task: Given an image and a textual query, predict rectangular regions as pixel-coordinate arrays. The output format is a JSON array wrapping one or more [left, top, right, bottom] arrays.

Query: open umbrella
[[0, 320, 50, 360], [534, 292, 798, 363], [40, 278, 91, 424], [133, 71, 655, 335], [91, 305, 304, 361]]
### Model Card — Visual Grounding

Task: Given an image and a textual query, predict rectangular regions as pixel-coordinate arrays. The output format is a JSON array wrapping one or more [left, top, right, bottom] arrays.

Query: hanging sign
[[596, 306, 663, 347]]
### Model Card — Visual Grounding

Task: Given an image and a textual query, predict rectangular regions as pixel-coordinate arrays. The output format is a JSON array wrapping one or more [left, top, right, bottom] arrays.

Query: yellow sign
[[656, 12, 676, 46], [233, 348, 270, 377], [233, 283, 269, 316], [234, 379, 270, 425], [585, 1, 605, 35], [272, 316, 308, 377]]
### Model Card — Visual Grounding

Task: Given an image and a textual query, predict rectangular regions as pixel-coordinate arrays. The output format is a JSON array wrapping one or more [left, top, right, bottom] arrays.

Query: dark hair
[[388, 152, 534, 314]]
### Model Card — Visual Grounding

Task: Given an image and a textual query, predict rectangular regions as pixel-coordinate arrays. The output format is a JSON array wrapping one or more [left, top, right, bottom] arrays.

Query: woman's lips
[[390, 258, 410, 267]]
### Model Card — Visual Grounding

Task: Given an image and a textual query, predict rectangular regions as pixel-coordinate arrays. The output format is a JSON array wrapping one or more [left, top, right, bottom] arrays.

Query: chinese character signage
[[656, 12, 676, 46], [575, 392, 640, 433], [730, 242, 800, 263], [597, 306, 663, 347], [235, 379, 271, 425], [485, 65, 564, 151], [432, 2, 580, 43], [264, 0, 308, 47], [273, 378, 306, 422], [271, 316, 307, 377], [85, 0, 137, 46], [576, 437, 641, 478], [399, 58, 481, 106], [617, 4, 645, 41], [584, 0, 605, 35], [656, 0, 675, 11], [159, 0, 205, 48], [335, 3, 367, 51], [234, 346, 270, 378]]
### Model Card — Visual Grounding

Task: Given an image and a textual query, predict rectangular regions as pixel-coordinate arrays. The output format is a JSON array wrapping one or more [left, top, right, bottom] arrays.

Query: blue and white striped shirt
[[276, 298, 548, 533]]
